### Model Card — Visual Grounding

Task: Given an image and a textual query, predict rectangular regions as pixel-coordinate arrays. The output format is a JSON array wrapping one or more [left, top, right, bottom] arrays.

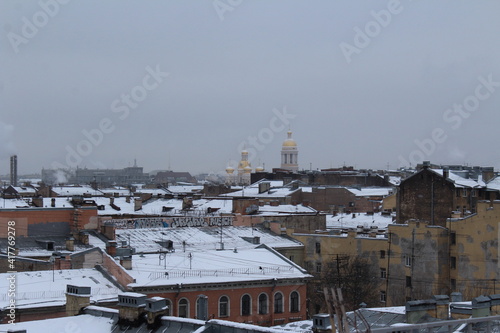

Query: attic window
[[47, 242, 54, 251]]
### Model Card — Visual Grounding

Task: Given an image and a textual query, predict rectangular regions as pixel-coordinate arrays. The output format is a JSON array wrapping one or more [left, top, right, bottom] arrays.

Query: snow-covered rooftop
[[257, 204, 317, 215], [346, 187, 393, 197], [326, 212, 394, 230], [486, 176, 500, 191], [52, 185, 103, 196], [114, 225, 303, 254], [0, 314, 114, 333], [95, 198, 233, 216], [220, 180, 299, 198], [0, 268, 121, 310], [126, 246, 310, 288], [167, 185, 203, 194], [430, 169, 483, 188]]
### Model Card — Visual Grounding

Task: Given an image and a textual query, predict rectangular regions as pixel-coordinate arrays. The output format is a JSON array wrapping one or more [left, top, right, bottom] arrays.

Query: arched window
[[196, 295, 208, 320], [290, 291, 299, 312], [178, 298, 189, 318], [274, 292, 283, 314], [165, 299, 172, 316], [258, 293, 268, 314], [219, 296, 229, 317], [241, 294, 251, 316]]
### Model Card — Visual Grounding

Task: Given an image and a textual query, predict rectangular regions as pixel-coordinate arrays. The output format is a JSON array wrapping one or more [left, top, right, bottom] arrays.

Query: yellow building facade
[[290, 201, 500, 311]]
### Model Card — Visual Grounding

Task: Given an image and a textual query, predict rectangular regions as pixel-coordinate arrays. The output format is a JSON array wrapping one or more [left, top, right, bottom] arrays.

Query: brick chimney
[[106, 240, 117, 257], [66, 285, 91, 316], [443, 167, 449, 179], [472, 295, 490, 318], [490, 294, 500, 315], [405, 299, 436, 324], [118, 293, 147, 325], [433, 295, 449, 320], [120, 256, 132, 270], [66, 237, 75, 251], [32, 196, 43, 207], [145, 297, 168, 328], [134, 198, 142, 211], [482, 167, 495, 183]]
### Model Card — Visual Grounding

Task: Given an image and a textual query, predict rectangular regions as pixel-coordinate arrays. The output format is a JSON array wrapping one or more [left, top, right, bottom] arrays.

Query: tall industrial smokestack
[[10, 155, 17, 187]]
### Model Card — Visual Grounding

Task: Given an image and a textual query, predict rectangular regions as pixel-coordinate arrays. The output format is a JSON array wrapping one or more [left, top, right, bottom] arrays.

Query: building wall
[[0, 306, 66, 324], [135, 281, 308, 326], [397, 169, 455, 226], [71, 248, 104, 269], [387, 222, 450, 305], [102, 252, 135, 287], [449, 201, 500, 299], [292, 231, 389, 312], [236, 213, 326, 233], [382, 192, 397, 212], [0, 207, 98, 237], [302, 187, 385, 213], [0, 255, 52, 272], [251, 171, 391, 187]]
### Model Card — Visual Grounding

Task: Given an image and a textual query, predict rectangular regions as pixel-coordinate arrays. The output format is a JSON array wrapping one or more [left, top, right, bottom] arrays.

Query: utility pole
[[386, 232, 392, 305]]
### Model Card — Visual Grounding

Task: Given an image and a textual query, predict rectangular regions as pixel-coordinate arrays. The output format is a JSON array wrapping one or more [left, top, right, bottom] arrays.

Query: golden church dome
[[282, 131, 297, 148]]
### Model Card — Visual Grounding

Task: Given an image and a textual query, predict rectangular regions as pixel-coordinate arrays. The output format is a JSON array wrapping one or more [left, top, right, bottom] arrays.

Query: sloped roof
[[429, 169, 483, 188], [114, 225, 303, 254], [220, 179, 299, 198], [0, 268, 121, 310], [346, 187, 393, 197], [126, 246, 310, 288]]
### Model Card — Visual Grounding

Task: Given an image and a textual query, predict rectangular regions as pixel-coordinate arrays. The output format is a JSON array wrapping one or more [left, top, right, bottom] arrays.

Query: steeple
[[281, 130, 298, 172]]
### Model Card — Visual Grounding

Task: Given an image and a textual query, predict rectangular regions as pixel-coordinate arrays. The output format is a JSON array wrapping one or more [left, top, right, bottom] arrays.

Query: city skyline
[[2, 1, 500, 175]]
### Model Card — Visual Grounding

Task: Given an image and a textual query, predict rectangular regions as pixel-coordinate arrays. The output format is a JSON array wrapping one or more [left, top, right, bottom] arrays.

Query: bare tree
[[322, 255, 381, 311]]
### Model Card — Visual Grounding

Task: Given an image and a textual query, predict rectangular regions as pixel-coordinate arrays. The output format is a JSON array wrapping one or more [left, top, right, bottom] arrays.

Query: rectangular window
[[450, 232, 456, 245], [406, 276, 412, 288], [451, 279, 456, 290], [315, 242, 321, 254], [472, 189, 477, 197], [380, 250, 386, 259], [404, 255, 412, 267], [451, 256, 456, 269], [380, 268, 387, 279], [462, 189, 467, 197], [380, 291, 386, 303], [316, 262, 322, 274]]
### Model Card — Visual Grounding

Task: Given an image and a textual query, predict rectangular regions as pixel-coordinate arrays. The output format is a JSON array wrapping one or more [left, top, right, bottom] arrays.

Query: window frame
[[404, 255, 412, 267], [290, 291, 300, 313], [258, 293, 268, 315], [178, 298, 189, 318], [380, 290, 386, 303], [219, 295, 229, 318], [274, 292, 284, 314], [241, 294, 252, 316]]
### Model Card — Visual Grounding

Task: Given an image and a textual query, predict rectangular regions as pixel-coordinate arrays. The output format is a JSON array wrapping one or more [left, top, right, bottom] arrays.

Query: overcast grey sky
[[1, 0, 500, 175]]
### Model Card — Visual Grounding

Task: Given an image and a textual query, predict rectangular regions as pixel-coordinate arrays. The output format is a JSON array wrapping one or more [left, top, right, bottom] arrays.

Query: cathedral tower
[[280, 130, 298, 172]]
